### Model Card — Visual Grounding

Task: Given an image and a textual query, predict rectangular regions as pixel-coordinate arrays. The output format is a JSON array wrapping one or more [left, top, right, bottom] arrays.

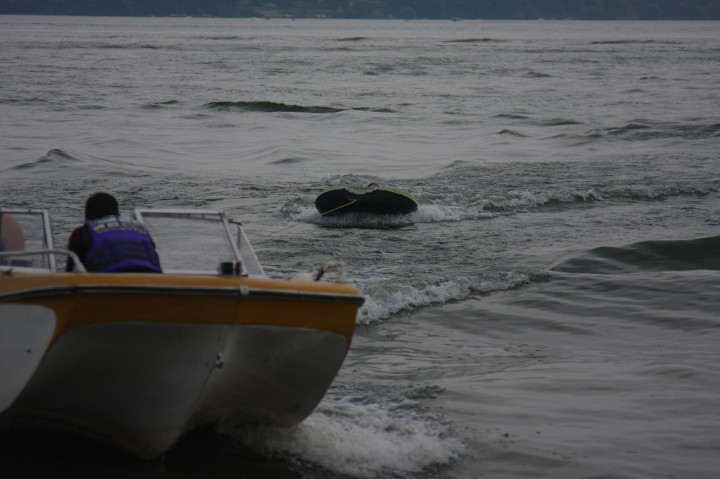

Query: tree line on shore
[[1, 0, 718, 20]]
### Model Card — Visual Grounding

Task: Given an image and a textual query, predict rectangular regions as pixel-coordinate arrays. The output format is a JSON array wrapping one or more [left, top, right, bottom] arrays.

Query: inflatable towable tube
[[315, 187, 418, 216]]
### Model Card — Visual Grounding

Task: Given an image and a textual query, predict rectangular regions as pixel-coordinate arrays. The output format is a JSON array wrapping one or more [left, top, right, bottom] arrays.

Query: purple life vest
[[85, 216, 162, 273]]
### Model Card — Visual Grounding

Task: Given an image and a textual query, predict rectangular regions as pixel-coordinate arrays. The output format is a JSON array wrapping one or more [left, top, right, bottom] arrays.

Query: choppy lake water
[[1, 15, 719, 479]]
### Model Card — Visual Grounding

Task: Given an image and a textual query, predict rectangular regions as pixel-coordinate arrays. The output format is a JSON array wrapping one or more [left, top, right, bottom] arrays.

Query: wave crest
[[10, 148, 146, 176], [12, 148, 84, 170], [204, 100, 344, 114], [358, 271, 544, 324], [588, 120, 720, 142], [552, 235, 720, 274]]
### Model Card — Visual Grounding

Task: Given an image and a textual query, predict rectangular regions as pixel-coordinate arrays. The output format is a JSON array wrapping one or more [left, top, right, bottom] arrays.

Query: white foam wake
[[357, 271, 537, 324], [225, 391, 464, 478]]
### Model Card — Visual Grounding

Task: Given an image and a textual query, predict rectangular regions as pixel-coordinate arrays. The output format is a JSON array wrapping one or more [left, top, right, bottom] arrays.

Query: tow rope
[[254, 199, 357, 242]]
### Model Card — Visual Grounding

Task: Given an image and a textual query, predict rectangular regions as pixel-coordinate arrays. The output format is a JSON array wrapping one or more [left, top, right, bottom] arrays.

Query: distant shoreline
[[1, 0, 718, 21], [1, 14, 719, 21]]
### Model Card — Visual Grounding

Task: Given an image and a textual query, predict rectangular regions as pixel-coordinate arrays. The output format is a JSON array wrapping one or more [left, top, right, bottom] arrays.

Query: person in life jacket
[[66, 192, 162, 273]]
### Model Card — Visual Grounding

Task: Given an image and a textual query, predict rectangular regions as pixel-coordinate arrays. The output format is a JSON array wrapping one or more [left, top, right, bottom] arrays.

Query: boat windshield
[[0, 208, 264, 276], [134, 209, 264, 276]]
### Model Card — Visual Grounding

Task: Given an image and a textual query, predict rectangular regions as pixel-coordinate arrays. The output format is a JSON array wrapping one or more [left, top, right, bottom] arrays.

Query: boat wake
[[290, 204, 491, 227], [313, 213, 417, 229], [357, 271, 543, 324], [223, 384, 463, 478]]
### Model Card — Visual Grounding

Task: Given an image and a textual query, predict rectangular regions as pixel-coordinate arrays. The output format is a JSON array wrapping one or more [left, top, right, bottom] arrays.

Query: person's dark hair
[[85, 192, 119, 220]]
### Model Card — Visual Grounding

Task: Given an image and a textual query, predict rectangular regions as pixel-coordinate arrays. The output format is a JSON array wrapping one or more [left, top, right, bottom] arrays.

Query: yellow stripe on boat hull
[[0, 272, 363, 344]]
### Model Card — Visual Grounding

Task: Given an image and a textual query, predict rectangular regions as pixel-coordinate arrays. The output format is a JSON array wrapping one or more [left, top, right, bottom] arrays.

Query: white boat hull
[[1, 321, 350, 458], [0, 305, 56, 412]]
